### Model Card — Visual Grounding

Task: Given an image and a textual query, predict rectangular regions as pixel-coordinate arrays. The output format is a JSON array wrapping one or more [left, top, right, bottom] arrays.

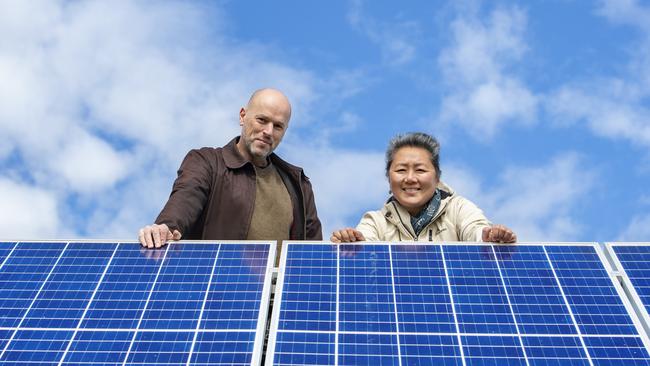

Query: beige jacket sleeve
[[356, 210, 385, 241], [449, 195, 491, 241]]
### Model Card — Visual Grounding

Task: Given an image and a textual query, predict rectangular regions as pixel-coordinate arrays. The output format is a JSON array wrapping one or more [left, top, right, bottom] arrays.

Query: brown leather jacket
[[155, 137, 322, 240]]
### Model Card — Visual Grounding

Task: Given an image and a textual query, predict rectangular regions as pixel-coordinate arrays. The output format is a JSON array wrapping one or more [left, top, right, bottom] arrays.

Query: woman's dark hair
[[385, 132, 441, 178]]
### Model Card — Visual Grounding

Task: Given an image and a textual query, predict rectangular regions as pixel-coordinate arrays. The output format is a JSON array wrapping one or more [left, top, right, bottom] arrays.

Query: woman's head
[[385, 133, 441, 215]]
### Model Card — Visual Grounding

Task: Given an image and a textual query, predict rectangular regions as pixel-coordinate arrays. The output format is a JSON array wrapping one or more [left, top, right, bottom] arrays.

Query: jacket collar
[[221, 136, 304, 178]]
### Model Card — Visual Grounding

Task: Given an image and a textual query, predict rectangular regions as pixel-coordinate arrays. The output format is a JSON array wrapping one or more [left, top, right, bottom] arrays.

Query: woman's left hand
[[482, 224, 517, 243]]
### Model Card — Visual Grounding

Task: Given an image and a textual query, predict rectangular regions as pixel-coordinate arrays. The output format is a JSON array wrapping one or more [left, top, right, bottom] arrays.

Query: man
[[138, 88, 322, 255]]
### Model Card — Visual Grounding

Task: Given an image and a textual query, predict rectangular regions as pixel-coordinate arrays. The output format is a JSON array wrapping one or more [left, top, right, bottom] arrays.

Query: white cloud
[[445, 153, 595, 242], [619, 214, 650, 241], [347, 0, 418, 65], [0, 178, 59, 239], [285, 144, 386, 238], [545, 1, 650, 149], [547, 84, 650, 146], [438, 6, 538, 139], [596, 0, 650, 32]]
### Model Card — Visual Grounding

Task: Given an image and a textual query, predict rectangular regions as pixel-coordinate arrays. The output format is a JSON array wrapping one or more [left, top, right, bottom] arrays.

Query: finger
[[354, 230, 365, 241], [482, 227, 491, 242], [138, 228, 146, 247], [143, 226, 155, 248], [172, 230, 182, 241], [152, 226, 163, 248], [342, 229, 357, 243], [330, 233, 341, 244]]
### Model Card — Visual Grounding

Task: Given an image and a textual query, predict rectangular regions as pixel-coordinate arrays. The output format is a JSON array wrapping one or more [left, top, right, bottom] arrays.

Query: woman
[[331, 132, 516, 243]]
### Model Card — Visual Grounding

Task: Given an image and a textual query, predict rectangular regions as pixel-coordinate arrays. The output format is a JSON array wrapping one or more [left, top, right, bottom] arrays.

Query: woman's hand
[[482, 224, 517, 243], [331, 228, 366, 243]]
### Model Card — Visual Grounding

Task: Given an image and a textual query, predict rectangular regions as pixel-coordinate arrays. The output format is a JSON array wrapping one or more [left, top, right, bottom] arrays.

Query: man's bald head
[[246, 88, 292, 120]]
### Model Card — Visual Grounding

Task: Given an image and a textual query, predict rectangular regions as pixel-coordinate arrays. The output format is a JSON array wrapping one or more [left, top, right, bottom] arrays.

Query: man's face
[[238, 93, 291, 165]]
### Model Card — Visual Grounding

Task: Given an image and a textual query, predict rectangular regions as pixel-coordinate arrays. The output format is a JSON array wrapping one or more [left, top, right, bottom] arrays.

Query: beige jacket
[[356, 182, 491, 242]]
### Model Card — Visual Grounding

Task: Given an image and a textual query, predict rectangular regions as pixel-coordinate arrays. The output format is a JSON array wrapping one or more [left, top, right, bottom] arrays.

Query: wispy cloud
[[438, 6, 538, 139], [619, 214, 650, 241], [445, 153, 595, 242], [347, 0, 418, 65]]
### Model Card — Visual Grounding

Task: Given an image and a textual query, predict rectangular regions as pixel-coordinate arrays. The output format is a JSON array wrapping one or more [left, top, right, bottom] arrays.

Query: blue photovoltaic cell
[[521, 336, 588, 365], [338, 333, 399, 365], [0, 241, 272, 365], [274, 332, 335, 365], [339, 244, 396, 332], [278, 244, 337, 332], [271, 243, 650, 365], [190, 331, 256, 365]]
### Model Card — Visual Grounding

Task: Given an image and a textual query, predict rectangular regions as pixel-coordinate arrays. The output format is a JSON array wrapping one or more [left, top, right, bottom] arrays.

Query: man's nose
[[261, 123, 273, 135]]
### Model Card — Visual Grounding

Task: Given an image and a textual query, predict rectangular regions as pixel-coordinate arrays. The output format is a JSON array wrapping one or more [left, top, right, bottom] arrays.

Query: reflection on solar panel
[[269, 242, 650, 365], [0, 241, 274, 365]]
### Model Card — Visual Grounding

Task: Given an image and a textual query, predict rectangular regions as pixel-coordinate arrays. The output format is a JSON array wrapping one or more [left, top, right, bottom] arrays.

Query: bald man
[[138, 88, 323, 253]]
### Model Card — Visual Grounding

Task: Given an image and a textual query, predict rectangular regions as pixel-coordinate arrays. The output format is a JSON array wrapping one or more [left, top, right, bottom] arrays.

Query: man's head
[[237, 88, 292, 167]]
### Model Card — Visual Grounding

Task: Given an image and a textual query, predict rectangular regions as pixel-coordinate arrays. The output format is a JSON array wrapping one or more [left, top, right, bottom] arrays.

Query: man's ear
[[239, 107, 246, 126]]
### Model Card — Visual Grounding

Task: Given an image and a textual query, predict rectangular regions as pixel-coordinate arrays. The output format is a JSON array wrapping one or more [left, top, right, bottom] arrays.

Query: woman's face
[[388, 146, 438, 216]]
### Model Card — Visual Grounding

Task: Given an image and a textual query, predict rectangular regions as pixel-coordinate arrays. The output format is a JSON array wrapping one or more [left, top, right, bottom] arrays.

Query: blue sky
[[1, 0, 649, 242]]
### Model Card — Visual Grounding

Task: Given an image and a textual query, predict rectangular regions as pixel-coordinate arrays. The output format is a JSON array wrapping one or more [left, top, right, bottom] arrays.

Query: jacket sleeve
[[356, 211, 382, 241], [302, 176, 323, 240], [155, 149, 213, 237], [453, 196, 492, 242]]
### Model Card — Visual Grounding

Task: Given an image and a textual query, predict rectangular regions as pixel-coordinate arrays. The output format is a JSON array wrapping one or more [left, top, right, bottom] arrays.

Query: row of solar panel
[[1, 241, 650, 365], [269, 243, 650, 365], [0, 241, 273, 365]]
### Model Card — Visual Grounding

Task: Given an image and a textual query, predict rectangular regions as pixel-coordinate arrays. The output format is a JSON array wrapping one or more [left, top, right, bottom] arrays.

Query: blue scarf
[[409, 189, 441, 237]]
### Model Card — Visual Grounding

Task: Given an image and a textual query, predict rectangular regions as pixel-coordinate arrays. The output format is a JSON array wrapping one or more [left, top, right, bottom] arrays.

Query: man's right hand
[[138, 224, 181, 248], [330, 228, 365, 244]]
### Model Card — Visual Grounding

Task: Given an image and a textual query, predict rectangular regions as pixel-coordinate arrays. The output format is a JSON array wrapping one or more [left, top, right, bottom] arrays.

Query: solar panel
[[268, 242, 650, 365], [607, 243, 650, 338], [0, 240, 274, 365]]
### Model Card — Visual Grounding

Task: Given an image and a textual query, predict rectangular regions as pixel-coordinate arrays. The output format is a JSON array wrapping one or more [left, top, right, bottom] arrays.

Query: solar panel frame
[[0, 239, 276, 366], [605, 242, 650, 343], [268, 241, 650, 365]]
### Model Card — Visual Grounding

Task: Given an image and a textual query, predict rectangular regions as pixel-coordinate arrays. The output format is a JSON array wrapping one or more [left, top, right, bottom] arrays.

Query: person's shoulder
[[270, 153, 306, 176]]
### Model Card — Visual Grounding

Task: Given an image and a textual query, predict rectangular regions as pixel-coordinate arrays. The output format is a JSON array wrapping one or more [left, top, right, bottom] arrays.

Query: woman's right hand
[[330, 228, 366, 243]]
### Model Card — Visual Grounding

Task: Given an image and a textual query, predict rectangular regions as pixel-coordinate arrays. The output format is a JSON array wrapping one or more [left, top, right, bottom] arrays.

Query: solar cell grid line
[[57, 242, 120, 365], [606, 243, 650, 341], [120, 242, 170, 366], [545, 243, 650, 365], [184, 243, 221, 366], [0, 242, 18, 270], [487, 245, 530, 365], [439, 243, 466, 366], [386, 245, 403, 366], [540, 245, 594, 364], [494, 244, 594, 365], [0, 241, 70, 361]]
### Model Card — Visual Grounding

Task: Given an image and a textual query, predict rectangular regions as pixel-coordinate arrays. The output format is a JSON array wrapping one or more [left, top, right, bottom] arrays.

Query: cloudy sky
[[1, 0, 649, 243]]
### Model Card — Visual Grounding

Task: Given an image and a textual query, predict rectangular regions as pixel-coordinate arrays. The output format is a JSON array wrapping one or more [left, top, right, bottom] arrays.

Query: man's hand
[[138, 224, 181, 248], [331, 228, 365, 244], [482, 224, 517, 243]]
